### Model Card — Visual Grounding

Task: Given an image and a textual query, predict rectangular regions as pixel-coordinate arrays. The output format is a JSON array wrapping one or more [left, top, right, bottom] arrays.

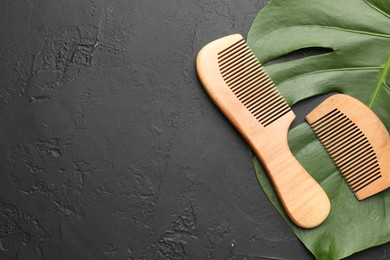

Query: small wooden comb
[[196, 34, 330, 228], [306, 94, 390, 200]]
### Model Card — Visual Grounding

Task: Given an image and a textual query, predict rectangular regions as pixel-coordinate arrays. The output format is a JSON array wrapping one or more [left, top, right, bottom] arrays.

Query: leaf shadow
[[263, 47, 334, 67]]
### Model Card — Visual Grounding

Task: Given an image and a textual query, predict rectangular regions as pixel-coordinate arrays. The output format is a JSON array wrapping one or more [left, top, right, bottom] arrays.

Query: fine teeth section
[[310, 108, 381, 193], [217, 39, 291, 127]]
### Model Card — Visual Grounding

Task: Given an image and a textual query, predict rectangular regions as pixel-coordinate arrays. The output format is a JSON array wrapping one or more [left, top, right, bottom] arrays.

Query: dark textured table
[[0, 1, 389, 259]]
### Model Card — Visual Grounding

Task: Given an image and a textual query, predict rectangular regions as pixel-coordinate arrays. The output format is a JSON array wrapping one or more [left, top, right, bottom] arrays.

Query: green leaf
[[247, 0, 390, 259]]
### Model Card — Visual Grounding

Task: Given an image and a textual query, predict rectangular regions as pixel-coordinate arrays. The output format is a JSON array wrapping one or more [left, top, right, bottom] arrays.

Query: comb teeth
[[310, 108, 382, 192], [217, 39, 291, 127]]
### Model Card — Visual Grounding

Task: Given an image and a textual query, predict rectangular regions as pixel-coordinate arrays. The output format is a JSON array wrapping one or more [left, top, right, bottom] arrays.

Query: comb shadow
[[291, 92, 338, 128]]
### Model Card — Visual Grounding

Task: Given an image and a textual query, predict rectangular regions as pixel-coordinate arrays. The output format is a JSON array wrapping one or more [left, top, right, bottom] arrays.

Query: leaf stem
[[369, 54, 390, 108]]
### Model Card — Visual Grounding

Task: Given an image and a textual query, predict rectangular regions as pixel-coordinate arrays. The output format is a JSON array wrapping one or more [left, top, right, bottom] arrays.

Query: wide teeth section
[[217, 39, 291, 127], [310, 109, 381, 193]]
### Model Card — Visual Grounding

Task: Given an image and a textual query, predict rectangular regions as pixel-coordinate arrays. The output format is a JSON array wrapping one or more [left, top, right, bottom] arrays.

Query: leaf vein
[[316, 25, 390, 38], [277, 67, 382, 86], [363, 0, 390, 20], [384, 81, 390, 91]]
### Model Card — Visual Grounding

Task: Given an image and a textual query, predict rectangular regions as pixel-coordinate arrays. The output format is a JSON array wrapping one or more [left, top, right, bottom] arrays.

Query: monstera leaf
[[247, 0, 390, 259]]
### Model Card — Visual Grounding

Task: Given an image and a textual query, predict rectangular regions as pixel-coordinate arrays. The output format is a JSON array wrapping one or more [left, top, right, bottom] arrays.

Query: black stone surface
[[0, 1, 389, 259]]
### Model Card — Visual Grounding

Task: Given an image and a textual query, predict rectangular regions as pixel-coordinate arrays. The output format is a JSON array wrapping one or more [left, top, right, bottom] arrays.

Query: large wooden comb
[[196, 34, 330, 228], [306, 94, 390, 200]]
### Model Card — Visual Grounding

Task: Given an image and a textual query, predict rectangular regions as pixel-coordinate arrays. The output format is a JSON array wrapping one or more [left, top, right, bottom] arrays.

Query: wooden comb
[[306, 94, 390, 200], [196, 34, 330, 228]]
